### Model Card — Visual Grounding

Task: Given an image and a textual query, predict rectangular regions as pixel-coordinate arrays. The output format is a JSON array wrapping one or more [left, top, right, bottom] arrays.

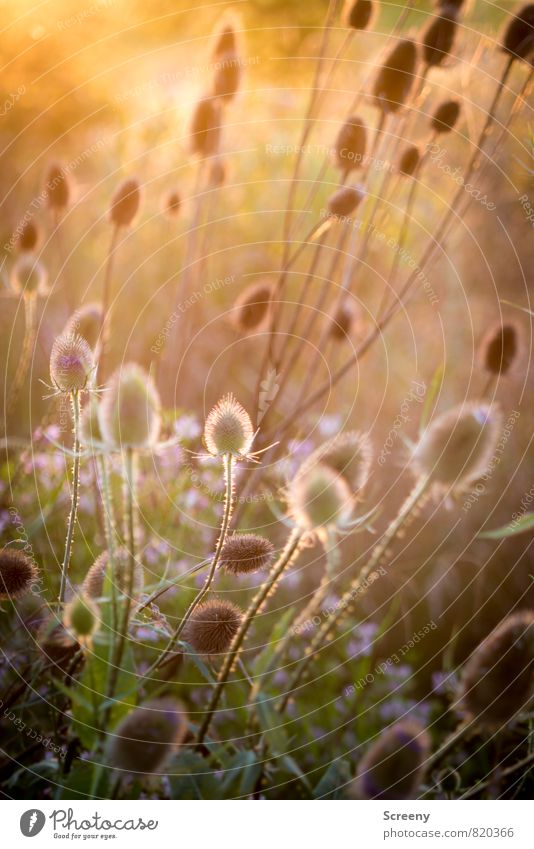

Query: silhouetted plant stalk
[[59, 391, 82, 606], [196, 527, 305, 744], [6, 293, 36, 418], [97, 453, 118, 631]]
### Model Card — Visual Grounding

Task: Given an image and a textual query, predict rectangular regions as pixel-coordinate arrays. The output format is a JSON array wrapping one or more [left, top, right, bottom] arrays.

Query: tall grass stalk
[[98, 223, 120, 378], [58, 390, 82, 606]]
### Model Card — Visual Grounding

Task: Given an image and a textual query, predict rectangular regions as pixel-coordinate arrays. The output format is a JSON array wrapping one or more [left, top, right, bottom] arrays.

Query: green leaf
[[251, 606, 295, 678], [313, 759, 352, 798], [479, 513, 534, 539], [168, 750, 221, 799], [255, 693, 288, 756], [221, 750, 262, 798]]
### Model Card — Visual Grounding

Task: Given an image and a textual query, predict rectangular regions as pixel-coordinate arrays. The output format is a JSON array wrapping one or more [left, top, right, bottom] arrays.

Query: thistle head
[[329, 301, 359, 341], [373, 40, 417, 113], [302, 431, 373, 499], [183, 598, 242, 655], [412, 402, 502, 490], [220, 533, 275, 575], [99, 363, 161, 450], [0, 548, 38, 600], [64, 594, 99, 639], [327, 184, 366, 218], [481, 321, 520, 376], [502, 4, 534, 64], [333, 115, 367, 173], [15, 219, 41, 253], [289, 461, 354, 536], [204, 393, 254, 457], [232, 281, 273, 332], [213, 18, 239, 59], [190, 96, 222, 157], [109, 698, 187, 774], [109, 178, 141, 228], [458, 611, 534, 728], [83, 548, 144, 599], [45, 162, 70, 211], [212, 52, 241, 102], [344, 0, 376, 30], [398, 145, 420, 177], [352, 721, 430, 799], [50, 333, 94, 393], [422, 12, 458, 68], [11, 255, 48, 297], [64, 302, 104, 351], [431, 100, 461, 134]]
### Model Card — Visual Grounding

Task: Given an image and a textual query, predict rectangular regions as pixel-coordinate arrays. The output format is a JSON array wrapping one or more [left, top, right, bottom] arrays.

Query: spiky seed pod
[[83, 548, 144, 599], [213, 52, 241, 102], [204, 393, 254, 457], [164, 190, 181, 218], [300, 431, 373, 499], [15, 220, 40, 253], [232, 281, 273, 331], [0, 548, 38, 600], [109, 698, 187, 774], [99, 363, 161, 449], [412, 402, 502, 489], [45, 163, 70, 211], [398, 145, 420, 177], [431, 100, 461, 134], [329, 302, 358, 340], [481, 322, 520, 376], [38, 620, 79, 669], [209, 159, 227, 188], [213, 23, 238, 58], [352, 721, 430, 799], [11, 255, 48, 297], [190, 96, 222, 157], [458, 611, 534, 728], [423, 12, 458, 68], [50, 333, 94, 393], [109, 178, 141, 228], [184, 598, 243, 655], [220, 533, 275, 575], [64, 302, 104, 351], [80, 396, 103, 446], [328, 185, 366, 217], [334, 115, 367, 174], [290, 461, 354, 533], [373, 40, 417, 113], [64, 595, 99, 639], [503, 4, 534, 64], [344, 0, 375, 30]]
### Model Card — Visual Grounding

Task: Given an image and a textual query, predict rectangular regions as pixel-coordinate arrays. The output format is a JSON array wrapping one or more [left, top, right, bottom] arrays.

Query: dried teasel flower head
[[64, 594, 99, 639], [11, 254, 48, 297], [344, 0, 376, 30], [163, 190, 181, 218], [15, 219, 41, 253], [109, 698, 187, 774], [431, 99, 461, 134], [38, 619, 79, 670], [99, 363, 161, 450], [109, 178, 141, 228], [327, 184, 366, 218], [398, 144, 421, 177], [503, 4, 534, 64], [232, 281, 273, 332], [289, 461, 354, 536], [190, 96, 222, 157], [83, 548, 144, 599], [184, 598, 243, 655], [0, 548, 38, 600], [220, 533, 275, 575], [422, 11, 459, 69], [204, 393, 254, 457], [328, 301, 360, 341], [436, 0, 468, 11], [80, 396, 103, 446], [213, 52, 241, 102], [209, 158, 227, 188], [302, 430, 373, 499], [412, 402, 502, 491], [480, 321, 520, 376], [45, 162, 70, 211], [212, 16, 240, 59], [64, 302, 104, 351], [351, 721, 430, 799], [373, 39, 417, 113], [458, 611, 534, 728], [333, 115, 367, 174], [50, 333, 94, 393]]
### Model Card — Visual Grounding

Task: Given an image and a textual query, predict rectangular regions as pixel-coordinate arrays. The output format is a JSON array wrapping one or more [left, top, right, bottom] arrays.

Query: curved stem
[[58, 390, 81, 606], [98, 223, 120, 379], [197, 527, 304, 744]]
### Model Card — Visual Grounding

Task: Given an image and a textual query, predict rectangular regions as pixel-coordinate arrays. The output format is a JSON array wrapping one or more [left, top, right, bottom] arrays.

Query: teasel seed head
[[232, 281, 273, 331], [204, 393, 254, 457], [209, 159, 227, 188], [412, 402, 502, 490], [109, 698, 187, 774], [458, 611, 534, 728], [481, 321, 520, 376], [163, 190, 181, 218], [301, 430, 373, 500], [344, 0, 376, 30], [220, 533, 275, 575], [11, 254, 48, 297], [398, 144, 421, 177], [184, 598, 243, 655], [333, 115, 367, 173], [190, 96, 222, 157], [328, 184, 366, 218], [38, 619, 79, 669], [99, 363, 161, 450], [213, 20, 239, 59], [503, 5, 534, 64], [353, 721, 430, 799], [109, 178, 141, 228], [329, 301, 360, 341], [64, 594, 99, 639], [431, 99, 461, 134], [15, 219, 41, 253], [373, 39, 418, 113], [422, 11, 458, 69], [80, 396, 103, 446], [213, 52, 241, 102], [83, 548, 144, 599], [0, 548, 38, 600], [64, 302, 104, 351], [50, 333, 94, 393], [289, 461, 354, 535], [45, 162, 70, 211], [436, 0, 468, 12]]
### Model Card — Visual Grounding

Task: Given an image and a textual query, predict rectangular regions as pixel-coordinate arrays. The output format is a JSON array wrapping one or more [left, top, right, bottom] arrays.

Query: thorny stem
[[58, 390, 81, 607], [196, 527, 304, 744], [98, 454, 118, 632], [6, 294, 36, 419]]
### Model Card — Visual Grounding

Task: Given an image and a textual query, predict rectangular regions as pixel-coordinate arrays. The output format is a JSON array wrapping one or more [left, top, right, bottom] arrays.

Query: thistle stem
[[99, 223, 120, 379], [58, 390, 81, 606], [98, 454, 118, 632], [197, 527, 304, 745]]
